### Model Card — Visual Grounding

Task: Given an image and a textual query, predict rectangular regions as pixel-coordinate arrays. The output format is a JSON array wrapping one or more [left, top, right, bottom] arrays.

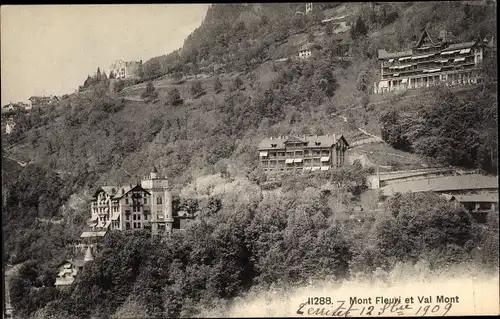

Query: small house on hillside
[[443, 193, 498, 223], [55, 246, 94, 287], [29, 96, 51, 107], [305, 2, 313, 14], [2, 103, 21, 113], [5, 119, 16, 135], [298, 42, 322, 59], [55, 259, 85, 286], [443, 193, 498, 212]]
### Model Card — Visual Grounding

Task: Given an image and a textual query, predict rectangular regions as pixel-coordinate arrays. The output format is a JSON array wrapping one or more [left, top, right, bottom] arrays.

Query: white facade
[[305, 3, 313, 14], [299, 49, 312, 59], [87, 168, 173, 236], [109, 59, 142, 80], [5, 121, 15, 134]]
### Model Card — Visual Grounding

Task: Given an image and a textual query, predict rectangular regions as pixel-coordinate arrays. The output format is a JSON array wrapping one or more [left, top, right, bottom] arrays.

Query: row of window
[[125, 213, 149, 221], [92, 195, 165, 208], [264, 150, 331, 157], [384, 61, 475, 74], [383, 52, 477, 67], [261, 158, 331, 165], [123, 222, 167, 230], [124, 222, 143, 230]]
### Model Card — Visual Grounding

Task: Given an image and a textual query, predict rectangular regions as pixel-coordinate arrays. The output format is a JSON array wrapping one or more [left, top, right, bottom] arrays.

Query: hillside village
[[2, 3, 498, 319]]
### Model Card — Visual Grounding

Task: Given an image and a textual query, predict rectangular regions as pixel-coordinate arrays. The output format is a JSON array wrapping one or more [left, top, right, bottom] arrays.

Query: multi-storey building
[[5, 119, 16, 134], [298, 42, 321, 59], [109, 59, 142, 80], [258, 134, 349, 175], [28, 96, 52, 107], [305, 2, 313, 14], [86, 167, 174, 236], [373, 29, 496, 94]]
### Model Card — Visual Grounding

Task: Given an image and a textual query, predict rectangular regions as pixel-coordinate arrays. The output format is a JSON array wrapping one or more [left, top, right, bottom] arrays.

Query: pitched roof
[[378, 49, 413, 60], [448, 193, 499, 203], [444, 40, 479, 51], [57, 258, 85, 268], [299, 42, 321, 51], [93, 185, 119, 198], [80, 230, 108, 238], [113, 184, 150, 199], [258, 134, 347, 150], [101, 186, 118, 196], [93, 184, 151, 200], [382, 174, 499, 196]]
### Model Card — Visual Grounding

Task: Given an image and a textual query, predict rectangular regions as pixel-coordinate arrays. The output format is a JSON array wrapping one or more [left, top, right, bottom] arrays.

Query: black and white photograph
[[1, 2, 498, 318]]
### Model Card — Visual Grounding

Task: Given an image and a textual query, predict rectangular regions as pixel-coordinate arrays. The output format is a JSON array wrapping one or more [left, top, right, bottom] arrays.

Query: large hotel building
[[85, 167, 174, 236], [374, 29, 496, 94], [258, 134, 349, 174]]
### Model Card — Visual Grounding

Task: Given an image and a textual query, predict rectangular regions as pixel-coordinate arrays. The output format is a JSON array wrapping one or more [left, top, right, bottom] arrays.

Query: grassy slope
[[5, 2, 495, 188]]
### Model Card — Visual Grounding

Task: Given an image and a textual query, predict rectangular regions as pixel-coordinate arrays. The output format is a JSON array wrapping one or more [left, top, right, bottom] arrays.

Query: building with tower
[[140, 166, 174, 236], [83, 167, 175, 237]]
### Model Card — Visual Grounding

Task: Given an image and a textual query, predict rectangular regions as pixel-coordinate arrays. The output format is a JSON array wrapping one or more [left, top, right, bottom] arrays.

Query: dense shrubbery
[[20, 185, 497, 319], [380, 87, 498, 173]]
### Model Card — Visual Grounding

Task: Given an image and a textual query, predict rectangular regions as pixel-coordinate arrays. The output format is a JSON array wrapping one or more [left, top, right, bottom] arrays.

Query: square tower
[[141, 167, 173, 235]]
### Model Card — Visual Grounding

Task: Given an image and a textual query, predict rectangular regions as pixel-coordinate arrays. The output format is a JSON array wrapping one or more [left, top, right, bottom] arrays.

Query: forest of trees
[[380, 86, 498, 174], [6, 174, 498, 318]]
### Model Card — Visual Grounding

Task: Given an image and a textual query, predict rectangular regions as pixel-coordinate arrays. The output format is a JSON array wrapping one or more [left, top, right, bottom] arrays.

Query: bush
[[141, 81, 159, 101], [190, 80, 206, 98], [213, 76, 223, 93], [166, 88, 183, 106]]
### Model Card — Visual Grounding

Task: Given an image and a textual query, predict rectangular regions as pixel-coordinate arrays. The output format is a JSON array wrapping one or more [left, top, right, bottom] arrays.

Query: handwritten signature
[[296, 300, 453, 317]]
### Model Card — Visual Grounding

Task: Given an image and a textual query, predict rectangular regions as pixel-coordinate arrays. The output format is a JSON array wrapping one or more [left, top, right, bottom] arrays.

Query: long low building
[[380, 174, 498, 197], [258, 134, 349, 175], [443, 193, 498, 223], [443, 193, 498, 212]]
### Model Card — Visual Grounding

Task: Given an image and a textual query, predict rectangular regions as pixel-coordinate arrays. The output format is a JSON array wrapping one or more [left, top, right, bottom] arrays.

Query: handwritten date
[[296, 300, 453, 317]]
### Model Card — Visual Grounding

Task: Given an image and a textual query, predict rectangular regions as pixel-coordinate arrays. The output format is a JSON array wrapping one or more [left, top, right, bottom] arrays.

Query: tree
[[325, 22, 333, 36], [213, 76, 223, 93], [307, 31, 315, 43], [83, 75, 92, 88], [190, 80, 206, 98], [172, 72, 183, 84], [141, 81, 159, 101], [114, 79, 125, 92], [231, 76, 244, 91], [167, 88, 183, 106], [143, 59, 161, 79], [379, 109, 412, 151], [356, 68, 371, 93], [350, 16, 368, 40], [109, 71, 115, 79]]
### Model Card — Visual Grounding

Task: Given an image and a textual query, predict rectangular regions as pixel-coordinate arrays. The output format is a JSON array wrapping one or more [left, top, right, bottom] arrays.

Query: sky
[[1, 4, 210, 104]]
